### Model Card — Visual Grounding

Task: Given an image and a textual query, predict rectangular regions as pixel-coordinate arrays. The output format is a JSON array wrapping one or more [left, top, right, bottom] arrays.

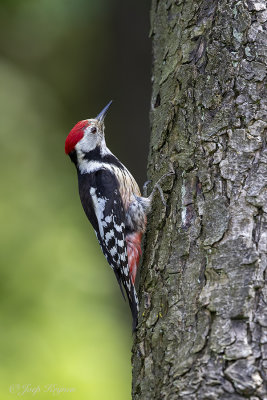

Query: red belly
[[126, 232, 142, 284]]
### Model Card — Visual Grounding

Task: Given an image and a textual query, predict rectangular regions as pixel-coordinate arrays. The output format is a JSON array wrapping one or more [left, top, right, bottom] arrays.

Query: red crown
[[65, 120, 90, 154]]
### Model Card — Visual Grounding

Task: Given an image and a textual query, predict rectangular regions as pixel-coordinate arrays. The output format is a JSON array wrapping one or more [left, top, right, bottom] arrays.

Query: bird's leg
[[142, 180, 152, 198], [150, 182, 168, 206], [146, 164, 175, 206]]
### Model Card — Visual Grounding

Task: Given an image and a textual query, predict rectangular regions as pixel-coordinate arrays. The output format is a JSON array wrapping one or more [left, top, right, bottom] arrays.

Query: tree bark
[[132, 0, 267, 399]]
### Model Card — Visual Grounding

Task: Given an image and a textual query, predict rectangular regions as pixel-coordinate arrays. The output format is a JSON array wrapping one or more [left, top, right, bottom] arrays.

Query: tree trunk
[[132, 0, 267, 399]]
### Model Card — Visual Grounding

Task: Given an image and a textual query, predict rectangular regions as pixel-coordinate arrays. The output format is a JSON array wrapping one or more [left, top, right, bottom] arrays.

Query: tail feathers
[[114, 264, 139, 331], [127, 282, 139, 332], [113, 269, 126, 301]]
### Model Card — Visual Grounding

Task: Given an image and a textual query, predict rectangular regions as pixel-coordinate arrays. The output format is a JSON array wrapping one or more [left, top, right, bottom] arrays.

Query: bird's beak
[[96, 100, 113, 122]]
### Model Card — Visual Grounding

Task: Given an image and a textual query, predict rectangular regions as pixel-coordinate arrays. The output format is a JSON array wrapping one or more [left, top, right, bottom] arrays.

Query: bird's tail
[[127, 281, 139, 332], [114, 263, 139, 331]]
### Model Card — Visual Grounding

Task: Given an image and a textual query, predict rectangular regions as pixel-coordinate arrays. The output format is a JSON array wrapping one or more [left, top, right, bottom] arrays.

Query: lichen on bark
[[132, 0, 267, 399]]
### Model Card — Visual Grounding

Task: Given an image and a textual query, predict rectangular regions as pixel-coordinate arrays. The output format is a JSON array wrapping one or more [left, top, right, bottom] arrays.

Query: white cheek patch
[[76, 132, 98, 153]]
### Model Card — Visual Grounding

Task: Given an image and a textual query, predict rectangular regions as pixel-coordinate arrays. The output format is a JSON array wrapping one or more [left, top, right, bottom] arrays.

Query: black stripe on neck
[[83, 146, 123, 169], [69, 150, 78, 166]]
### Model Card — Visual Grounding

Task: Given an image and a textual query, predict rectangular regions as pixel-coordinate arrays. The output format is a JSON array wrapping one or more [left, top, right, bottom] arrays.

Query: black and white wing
[[87, 169, 139, 330]]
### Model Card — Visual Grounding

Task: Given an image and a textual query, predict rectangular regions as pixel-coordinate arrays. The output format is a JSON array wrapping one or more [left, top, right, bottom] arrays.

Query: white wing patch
[[90, 187, 126, 265], [105, 229, 114, 243], [110, 246, 117, 257], [89, 183, 139, 324], [90, 187, 107, 238], [105, 215, 112, 224], [114, 222, 123, 232]]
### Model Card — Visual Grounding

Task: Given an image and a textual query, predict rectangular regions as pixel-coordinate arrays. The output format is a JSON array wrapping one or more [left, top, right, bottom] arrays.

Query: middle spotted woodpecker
[[65, 101, 173, 330]]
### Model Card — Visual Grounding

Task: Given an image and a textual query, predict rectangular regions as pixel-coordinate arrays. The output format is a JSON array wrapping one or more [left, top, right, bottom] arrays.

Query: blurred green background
[[0, 1, 150, 399]]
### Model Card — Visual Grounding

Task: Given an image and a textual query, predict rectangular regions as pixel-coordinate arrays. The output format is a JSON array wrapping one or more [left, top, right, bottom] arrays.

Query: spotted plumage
[[65, 101, 172, 330]]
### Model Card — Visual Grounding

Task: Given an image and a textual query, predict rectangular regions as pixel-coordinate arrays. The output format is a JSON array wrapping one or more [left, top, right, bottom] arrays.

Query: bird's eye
[[91, 127, 97, 134]]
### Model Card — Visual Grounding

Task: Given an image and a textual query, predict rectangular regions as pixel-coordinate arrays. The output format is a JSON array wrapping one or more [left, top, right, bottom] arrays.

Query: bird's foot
[[147, 164, 175, 206], [142, 180, 152, 197]]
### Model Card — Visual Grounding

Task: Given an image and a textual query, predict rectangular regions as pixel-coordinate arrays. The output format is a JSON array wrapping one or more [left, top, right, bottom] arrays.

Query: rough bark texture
[[132, 0, 267, 399]]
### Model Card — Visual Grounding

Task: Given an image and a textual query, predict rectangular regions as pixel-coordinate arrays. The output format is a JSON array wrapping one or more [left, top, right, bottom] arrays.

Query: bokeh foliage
[[0, 1, 150, 399]]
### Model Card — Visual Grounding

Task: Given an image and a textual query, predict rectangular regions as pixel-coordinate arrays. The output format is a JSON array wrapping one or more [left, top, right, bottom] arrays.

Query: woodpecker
[[65, 101, 172, 330]]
